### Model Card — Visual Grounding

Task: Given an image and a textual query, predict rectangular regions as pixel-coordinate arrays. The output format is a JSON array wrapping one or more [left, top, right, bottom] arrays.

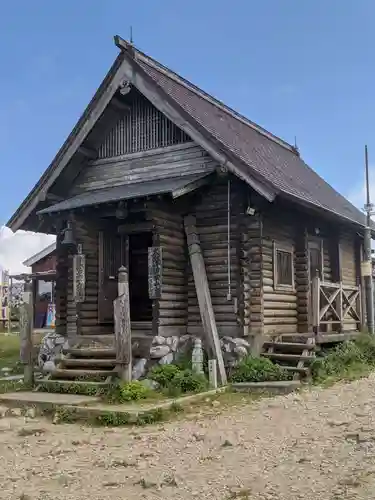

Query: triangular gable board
[[69, 89, 218, 197]]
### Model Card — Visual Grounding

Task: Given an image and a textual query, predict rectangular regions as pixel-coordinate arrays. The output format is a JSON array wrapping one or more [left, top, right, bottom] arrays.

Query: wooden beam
[[78, 146, 97, 159], [20, 278, 34, 386], [184, 215, 227, 385], [114, 266, 132, 381], [172, 174, 213, 199]]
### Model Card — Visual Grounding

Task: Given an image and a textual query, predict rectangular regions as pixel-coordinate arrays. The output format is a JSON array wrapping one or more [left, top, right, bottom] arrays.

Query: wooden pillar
[[114, 266, 132, 381], [311, 275, 320, 335], [184, 215, 227, 385], [20, 278, 34, 386]]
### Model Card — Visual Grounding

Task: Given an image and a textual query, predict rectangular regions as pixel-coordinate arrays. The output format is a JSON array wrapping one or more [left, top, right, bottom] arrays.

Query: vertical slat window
[[98, 92, 191, 158]]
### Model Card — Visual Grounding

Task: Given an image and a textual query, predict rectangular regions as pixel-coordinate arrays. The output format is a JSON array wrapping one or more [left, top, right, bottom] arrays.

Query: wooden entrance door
[[98, 232, 128, 323]]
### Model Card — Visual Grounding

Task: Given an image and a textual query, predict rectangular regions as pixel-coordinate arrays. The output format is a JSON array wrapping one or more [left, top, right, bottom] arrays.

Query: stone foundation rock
[[38, 332, 68, 372]]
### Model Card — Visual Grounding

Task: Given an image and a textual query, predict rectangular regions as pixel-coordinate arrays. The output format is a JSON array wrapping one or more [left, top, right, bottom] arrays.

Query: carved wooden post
[[184, 215, 227, 385], [73, 244, 86, 338], [20, 278, 34, 386], [311, 275, 320, 335], [114, 266, 132, 381]]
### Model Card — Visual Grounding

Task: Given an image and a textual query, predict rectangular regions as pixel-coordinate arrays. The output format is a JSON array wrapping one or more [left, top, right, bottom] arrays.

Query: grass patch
[[311, 333, 375, 386], [0, 334, 22, 374]]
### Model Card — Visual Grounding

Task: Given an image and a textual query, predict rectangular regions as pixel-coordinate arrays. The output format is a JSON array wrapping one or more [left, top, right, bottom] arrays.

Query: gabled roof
[[124, 40, 366, 228], [22, 242, 56, 267], [7, 35, 368, 232]]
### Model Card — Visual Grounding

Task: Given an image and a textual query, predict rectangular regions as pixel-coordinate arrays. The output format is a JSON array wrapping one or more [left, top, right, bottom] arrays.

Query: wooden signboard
[[73, 253, 86, 303], [148, 246, 162, 299]]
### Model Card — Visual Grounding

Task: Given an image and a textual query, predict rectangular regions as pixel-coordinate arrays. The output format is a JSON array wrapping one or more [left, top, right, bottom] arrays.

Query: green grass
[[311, 333, 375, 386], [0, 334, 22, 374]]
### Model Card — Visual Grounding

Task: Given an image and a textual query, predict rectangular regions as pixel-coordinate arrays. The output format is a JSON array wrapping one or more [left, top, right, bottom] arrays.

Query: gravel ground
[[2, 377, 375, 500]]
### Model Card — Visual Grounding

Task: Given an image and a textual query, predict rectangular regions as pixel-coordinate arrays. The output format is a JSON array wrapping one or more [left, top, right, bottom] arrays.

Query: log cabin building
[[22, 243, 56, 330], [6, 36, 370, 384]]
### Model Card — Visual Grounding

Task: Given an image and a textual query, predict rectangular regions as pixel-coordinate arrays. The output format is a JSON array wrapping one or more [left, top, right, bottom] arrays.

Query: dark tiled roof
[[135, 52, 366, 228], [37, 173, 213, 214]]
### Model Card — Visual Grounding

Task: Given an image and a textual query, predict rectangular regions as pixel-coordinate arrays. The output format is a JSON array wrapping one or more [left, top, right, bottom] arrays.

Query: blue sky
[[1, 0, 375, 227]]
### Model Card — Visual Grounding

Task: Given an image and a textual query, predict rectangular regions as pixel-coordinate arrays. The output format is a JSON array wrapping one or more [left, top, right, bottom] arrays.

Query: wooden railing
[[312, 277, 362, 333]]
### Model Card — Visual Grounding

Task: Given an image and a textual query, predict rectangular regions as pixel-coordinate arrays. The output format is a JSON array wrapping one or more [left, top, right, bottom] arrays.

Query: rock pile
[[37, 330, 251, 377], [220, 336, 251, 368], [37, 332, 69, 373]]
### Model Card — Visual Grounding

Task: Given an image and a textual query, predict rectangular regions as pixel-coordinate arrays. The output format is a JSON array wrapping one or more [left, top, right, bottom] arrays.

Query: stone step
[[262, 352, 315, 363], [282, 366, 309, 374], [60, 358, 116, 368], [65, 347, 116, 358], [263, 341, 315, 352], [50, 368, 114, 380]]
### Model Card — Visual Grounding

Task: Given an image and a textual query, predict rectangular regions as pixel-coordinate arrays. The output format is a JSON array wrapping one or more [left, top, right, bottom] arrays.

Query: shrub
[[354, 333, 375, 364], [149, 364, 181, 387], [311, 339, 370, 383], [168, 369, 208, 395], [230, 356, 291, 383], [148, 364, 208, 396], [104, 381, 150, 404]]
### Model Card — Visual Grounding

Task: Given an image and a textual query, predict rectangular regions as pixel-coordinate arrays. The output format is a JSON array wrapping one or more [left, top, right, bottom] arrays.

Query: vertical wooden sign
[[73, 252, 86, 303], [148, 246, 162, 299]]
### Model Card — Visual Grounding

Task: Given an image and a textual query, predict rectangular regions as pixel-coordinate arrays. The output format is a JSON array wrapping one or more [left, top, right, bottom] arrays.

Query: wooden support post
[[114, 266, 132, 381], [311, 275, 320, 335], [20, 278, 34, 386], [184, 215, 227, 385], [208, 359, 218, 389], [336, 282, 343, 332]]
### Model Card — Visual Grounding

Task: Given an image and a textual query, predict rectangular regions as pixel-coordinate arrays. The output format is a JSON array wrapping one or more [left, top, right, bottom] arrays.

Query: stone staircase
[[261, 333, 316, 380], [36, 328, 153, 393]]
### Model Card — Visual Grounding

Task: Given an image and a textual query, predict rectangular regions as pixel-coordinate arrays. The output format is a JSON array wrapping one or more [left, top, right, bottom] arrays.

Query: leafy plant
[[104, 381, 150, 404], [148, 364, 181, 387], [148, 364, 208, 396], [168, 369, 208, 395], [230, 356, 291, 383]]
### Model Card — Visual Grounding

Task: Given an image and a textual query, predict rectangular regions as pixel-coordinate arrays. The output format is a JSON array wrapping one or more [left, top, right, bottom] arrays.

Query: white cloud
[[0, 226, 55, 275]]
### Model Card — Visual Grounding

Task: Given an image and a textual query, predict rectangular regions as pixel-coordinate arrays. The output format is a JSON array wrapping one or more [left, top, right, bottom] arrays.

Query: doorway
[[98, 231, 153, 324]]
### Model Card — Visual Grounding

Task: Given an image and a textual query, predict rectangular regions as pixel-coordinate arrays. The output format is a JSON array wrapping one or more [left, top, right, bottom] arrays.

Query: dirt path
[[2, 377, 375, 500]]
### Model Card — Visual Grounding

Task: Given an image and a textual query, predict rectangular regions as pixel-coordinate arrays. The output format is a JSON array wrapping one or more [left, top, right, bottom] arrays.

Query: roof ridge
[[133, 47, 297, 155]]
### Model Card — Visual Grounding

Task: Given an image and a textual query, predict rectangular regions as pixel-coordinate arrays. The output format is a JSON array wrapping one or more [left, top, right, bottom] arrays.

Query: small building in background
[[23, 242, 56, 330]]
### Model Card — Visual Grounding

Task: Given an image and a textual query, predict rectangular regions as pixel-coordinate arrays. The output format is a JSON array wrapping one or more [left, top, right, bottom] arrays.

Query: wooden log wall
[[151, 208, 188, 338], [187, 180, 243, 338], [72, 143, 216, 195], [261, 211, 298, 335], [242, 213, 263, 351], [322, 236, 333, 282], [65, 216, 101, 338], [295, 228, 309, 333], [55, 231, 68, 336]]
